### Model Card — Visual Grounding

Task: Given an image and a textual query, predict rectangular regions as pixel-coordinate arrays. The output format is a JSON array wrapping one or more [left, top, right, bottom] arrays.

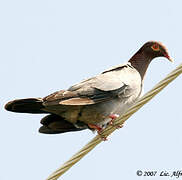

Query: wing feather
[[43, 63, 138, 106]]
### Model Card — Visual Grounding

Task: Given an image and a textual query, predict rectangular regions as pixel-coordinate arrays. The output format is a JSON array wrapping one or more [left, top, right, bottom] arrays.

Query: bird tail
[[39, 114, 86, 134], [5, 98, 45, 114]]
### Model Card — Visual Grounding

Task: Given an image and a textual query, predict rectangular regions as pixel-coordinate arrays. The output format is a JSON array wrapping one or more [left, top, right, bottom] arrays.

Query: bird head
[[141, 41, 173, 62]]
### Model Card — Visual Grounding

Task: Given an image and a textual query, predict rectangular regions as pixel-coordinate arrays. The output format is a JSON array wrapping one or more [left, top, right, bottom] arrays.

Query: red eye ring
[[151, 43, 160, 51]]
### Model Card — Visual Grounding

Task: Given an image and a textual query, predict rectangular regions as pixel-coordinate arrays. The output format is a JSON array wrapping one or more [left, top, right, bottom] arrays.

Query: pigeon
[[5, 41, 172, 135]]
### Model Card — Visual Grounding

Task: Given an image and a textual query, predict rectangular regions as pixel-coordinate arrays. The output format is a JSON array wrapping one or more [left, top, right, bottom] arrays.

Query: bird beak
[[164, 53, 173, 62]]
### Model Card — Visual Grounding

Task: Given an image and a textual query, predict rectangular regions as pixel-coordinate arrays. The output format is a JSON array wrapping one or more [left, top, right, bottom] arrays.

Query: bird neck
[[128, 51, 152, 81]]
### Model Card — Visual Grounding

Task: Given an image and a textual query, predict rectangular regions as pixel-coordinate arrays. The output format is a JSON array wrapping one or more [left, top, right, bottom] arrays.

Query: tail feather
[[5, 98, 46, 114], [39, 114, 86, 134]]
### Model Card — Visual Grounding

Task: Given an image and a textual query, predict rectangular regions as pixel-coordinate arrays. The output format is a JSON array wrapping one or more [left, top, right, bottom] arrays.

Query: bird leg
[[109, 114, 119, 125], [88, 124, 108, 141], [88, 123, 102, 132], [109, 114, 123, 129]]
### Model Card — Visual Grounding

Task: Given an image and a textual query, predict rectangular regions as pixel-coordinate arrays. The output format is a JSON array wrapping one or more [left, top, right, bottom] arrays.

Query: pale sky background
[[1, 0, 182, 180]]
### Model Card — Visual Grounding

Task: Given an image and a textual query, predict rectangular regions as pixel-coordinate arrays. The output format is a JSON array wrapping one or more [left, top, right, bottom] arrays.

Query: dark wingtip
[[4, 98, 45, 113], [39, 125, 86, 134], [4, 101, 14, 111], [39, 126, 59, 134]]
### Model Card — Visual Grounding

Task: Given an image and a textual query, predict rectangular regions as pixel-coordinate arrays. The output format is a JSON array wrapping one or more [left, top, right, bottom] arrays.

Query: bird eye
[[151, 43, 160, 51]]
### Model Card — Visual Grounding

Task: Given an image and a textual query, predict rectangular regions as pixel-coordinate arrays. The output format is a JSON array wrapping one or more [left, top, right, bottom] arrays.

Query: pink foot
[[116, 124, 123, 129], [88, 123, 102, 132], [88, 124, 108, 141], [109, 114, 119, 125], [109, 114, 123, 129]]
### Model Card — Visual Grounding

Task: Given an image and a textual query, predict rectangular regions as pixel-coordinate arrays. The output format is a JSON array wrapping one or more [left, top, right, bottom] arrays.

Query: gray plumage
[[42, 62, 142, 126], [5, 41, 172, 134]]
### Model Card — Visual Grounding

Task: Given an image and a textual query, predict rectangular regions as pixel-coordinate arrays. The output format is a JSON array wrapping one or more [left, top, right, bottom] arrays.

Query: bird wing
[[43, 63, 140, 106]]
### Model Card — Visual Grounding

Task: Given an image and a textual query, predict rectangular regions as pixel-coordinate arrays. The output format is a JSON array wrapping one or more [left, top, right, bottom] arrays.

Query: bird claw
[[115, 124, 123, 129], [88, 123, 102, 132], [101, 136, 108, 141], [88, 114, 120, 141], [109, 114, 119, 125], [98, 131, 108, 141], [88, 123, 108, 141], [108, 114, 124, 129]]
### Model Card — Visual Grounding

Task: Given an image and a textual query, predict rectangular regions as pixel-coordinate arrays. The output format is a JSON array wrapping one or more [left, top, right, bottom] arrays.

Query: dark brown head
[[139, 41, 173, 62], [129, 41, 173, 80]]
